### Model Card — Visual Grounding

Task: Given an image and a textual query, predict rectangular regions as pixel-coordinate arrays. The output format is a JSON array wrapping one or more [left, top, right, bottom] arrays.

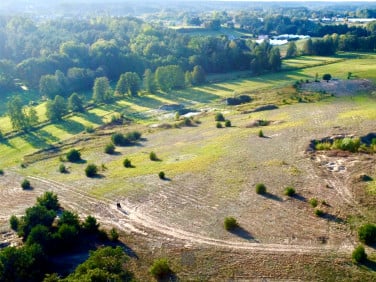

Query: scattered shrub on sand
[[216, 122, 223, 128], [358, 223, 376, 245], [352, 245, 367, 263], [159, 171, 165, 180], [21, 179, 31, 190], [225, 120, 231, 127], [149, 258, 171, 279], [284, 186, 296, 196], [150, 151, 158, 161], [104, 143, 115, 154], [66, 149, 81, 162], [224, 217, 238, 231], [309, 198, 318, 207], [256, 183, 267, 195], [258, 129, 264, 137], [314, 209, 324, 217]]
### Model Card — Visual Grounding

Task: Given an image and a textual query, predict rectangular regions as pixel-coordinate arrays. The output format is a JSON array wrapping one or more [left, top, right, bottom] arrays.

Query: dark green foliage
[[215, 112, 225, 122], [255, 183, 267, 194], [322, 73, 332, 82], [59, 163, 67, 173], [191, 65, 206, 85], [159, 171, 165, 180], [18, 205, 56, 240], [68, 92, 84, 113], [149, 258, 171, 279], [226, 95, 252, 105], [85, 125, 94, 133], [150, 151, 158, 161], [309, 198, 319, 208], [155, 65, 185, 92], [66, 246, 132, 281], [225, 120, 231, 127], [93, 76, 112, 103], [9, 215, 19, 231], [109, 228, 119, 242], [82, 215, 99, 234], [66, 149, 81, 162], [37, 191, 59, 211], [0, 169, 4, 175], [224, 217, 238, 231], [111, 133, 131, 146], [26, 224, 51, 249], [284, 186, 296, 196], [85, 164, 98, 177], [358, 223, 376, 245], [123, 158, 132, 168], [21, 179, 31, 190], [352, 245, 367, 263], [216, 122, 223, 128], [125, 131, 142, 141], [58, 210, 80, 230], [314, 209, 324, 217], [258, 129, 264, 137], [104, 143, 115, 154], [116, 72, 141, 96], [56, 224, 79, 248], [7, 96, 31, 131], [46, 95, 68, 121]]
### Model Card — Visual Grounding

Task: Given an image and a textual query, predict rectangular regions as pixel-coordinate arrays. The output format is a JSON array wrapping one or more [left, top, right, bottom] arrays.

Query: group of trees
[[1, 192, 130, 281]]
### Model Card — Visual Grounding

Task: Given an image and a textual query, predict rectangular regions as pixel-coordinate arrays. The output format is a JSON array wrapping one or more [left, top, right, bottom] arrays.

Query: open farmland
[[1, 53, 376, 280]]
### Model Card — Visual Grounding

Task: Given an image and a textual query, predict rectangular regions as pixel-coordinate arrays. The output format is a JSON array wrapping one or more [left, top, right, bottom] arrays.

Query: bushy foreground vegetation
[[315, 137, 376, 153], [1, 192, 132, 281]]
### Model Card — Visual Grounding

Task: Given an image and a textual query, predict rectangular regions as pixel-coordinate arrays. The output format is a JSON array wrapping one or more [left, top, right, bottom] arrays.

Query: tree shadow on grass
[[263, 192, 283, 202], [362, 259, 376, 271], [230, 226, 255, 241], [21, 132, 52, 149], [78, 112, 103, 125], [0, 138, 15, 148], [55, 119, 85, 135]]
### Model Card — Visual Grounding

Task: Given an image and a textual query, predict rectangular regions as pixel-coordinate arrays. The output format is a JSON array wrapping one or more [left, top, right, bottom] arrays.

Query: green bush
[[352, 245, 367, 263], [149, 258, 171, 278], [150, 151, 158, 161], [66, 149, 81, 162], [104, 143, 115, 154], [284, 186, 296, 196], [215, 112, 225, 122], [109, 228, 119, 242], [314, 209, 324, 217], [21, 179, 31, 190], [216, 122, 223, 128], [258, 129, 264, 137], [59, 163, 67, 173], [85, 125, 94, 133], [111, 133, 131, 146], [126, 131, 142, 141], [10, 215, 19, 231], [255, 183, 266, 195], [358, 223, 376, 245], [159, 171, 165, 180], [123, 158, 132, 168], [225, 120, 231, 127], [224, 217, 238, 231], [0, 169, 3, 175], [309, 198, 318, 208], [315, 142, 331, 150], [85, 164, 98, 177]]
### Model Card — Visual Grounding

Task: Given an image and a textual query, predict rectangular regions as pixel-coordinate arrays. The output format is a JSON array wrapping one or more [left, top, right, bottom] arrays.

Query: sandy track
[[14, 175, 351, 254]]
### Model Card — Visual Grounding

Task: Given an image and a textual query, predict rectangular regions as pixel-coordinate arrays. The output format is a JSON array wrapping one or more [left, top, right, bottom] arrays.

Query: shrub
[[358, 223, 376, 245], [255, 183, 266, 195], [352, 245, 367, 263], [150, 151, 158, 161], [59, 163, 67, 173], [85, 125, 94, 133], [216, 122, 223, 128], [104, 143, 115, 154], [258, 129, 264, 137], [258, 120, 269, 126], [225, 120, 231, 127], [314, 209, 324, 217], [109, 228, 119, 242], [284, 186, 296, 196], [309, 198, 318, 208], [0, 169, 3, 175], [66, 149, 81, 162], [159, 171, 165, 180], [85, 164, 98, 177], [315, 142, 331, 150], [322, 73, 332, 82], [111, 133, 131, 146], [82, 215, 99, 233], [215, 112, 225, 122], [21, 179, 31, 190], [9, 215, 19, 231], [149, 258, 171, 279], [224, 217, 238, 231], [126, 131, 142, 141], [183, 117, 193, 126], [123, 158, 132, 168]]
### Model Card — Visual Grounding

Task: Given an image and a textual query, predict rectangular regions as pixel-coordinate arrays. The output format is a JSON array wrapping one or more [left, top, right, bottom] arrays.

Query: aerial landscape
[[0, 0, 376, 281]]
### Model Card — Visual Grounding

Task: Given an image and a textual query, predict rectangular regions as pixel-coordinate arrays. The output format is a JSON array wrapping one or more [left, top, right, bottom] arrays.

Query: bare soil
[[301, 79, 374, 96]]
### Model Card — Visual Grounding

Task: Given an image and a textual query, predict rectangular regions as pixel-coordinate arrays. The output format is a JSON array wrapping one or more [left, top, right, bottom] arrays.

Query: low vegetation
[[104, 143, 116, 154], [309, 198, 319, 208], [224, 217, 238, 231], [149, 151, 159, 161], [123, 158, 132, 168], [149, 258, 171, 279], [352, 245, 367, 264], [215, 112, 225, 122], [255, 183, 267, 195], [66, 149, 81, 162], [159, 171, 166, 180], [85, 164, 98, 177], [284, 186, 296, 196], [21, 179, 31, 190], [358, 223, 376, 245]]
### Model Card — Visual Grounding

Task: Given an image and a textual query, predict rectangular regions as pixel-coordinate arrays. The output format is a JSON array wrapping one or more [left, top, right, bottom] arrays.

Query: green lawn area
[[1, 52, 376, 168]]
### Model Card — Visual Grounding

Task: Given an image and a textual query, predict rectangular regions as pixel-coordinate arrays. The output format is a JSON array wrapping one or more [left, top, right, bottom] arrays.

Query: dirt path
[[18, 175, 352, 254]]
